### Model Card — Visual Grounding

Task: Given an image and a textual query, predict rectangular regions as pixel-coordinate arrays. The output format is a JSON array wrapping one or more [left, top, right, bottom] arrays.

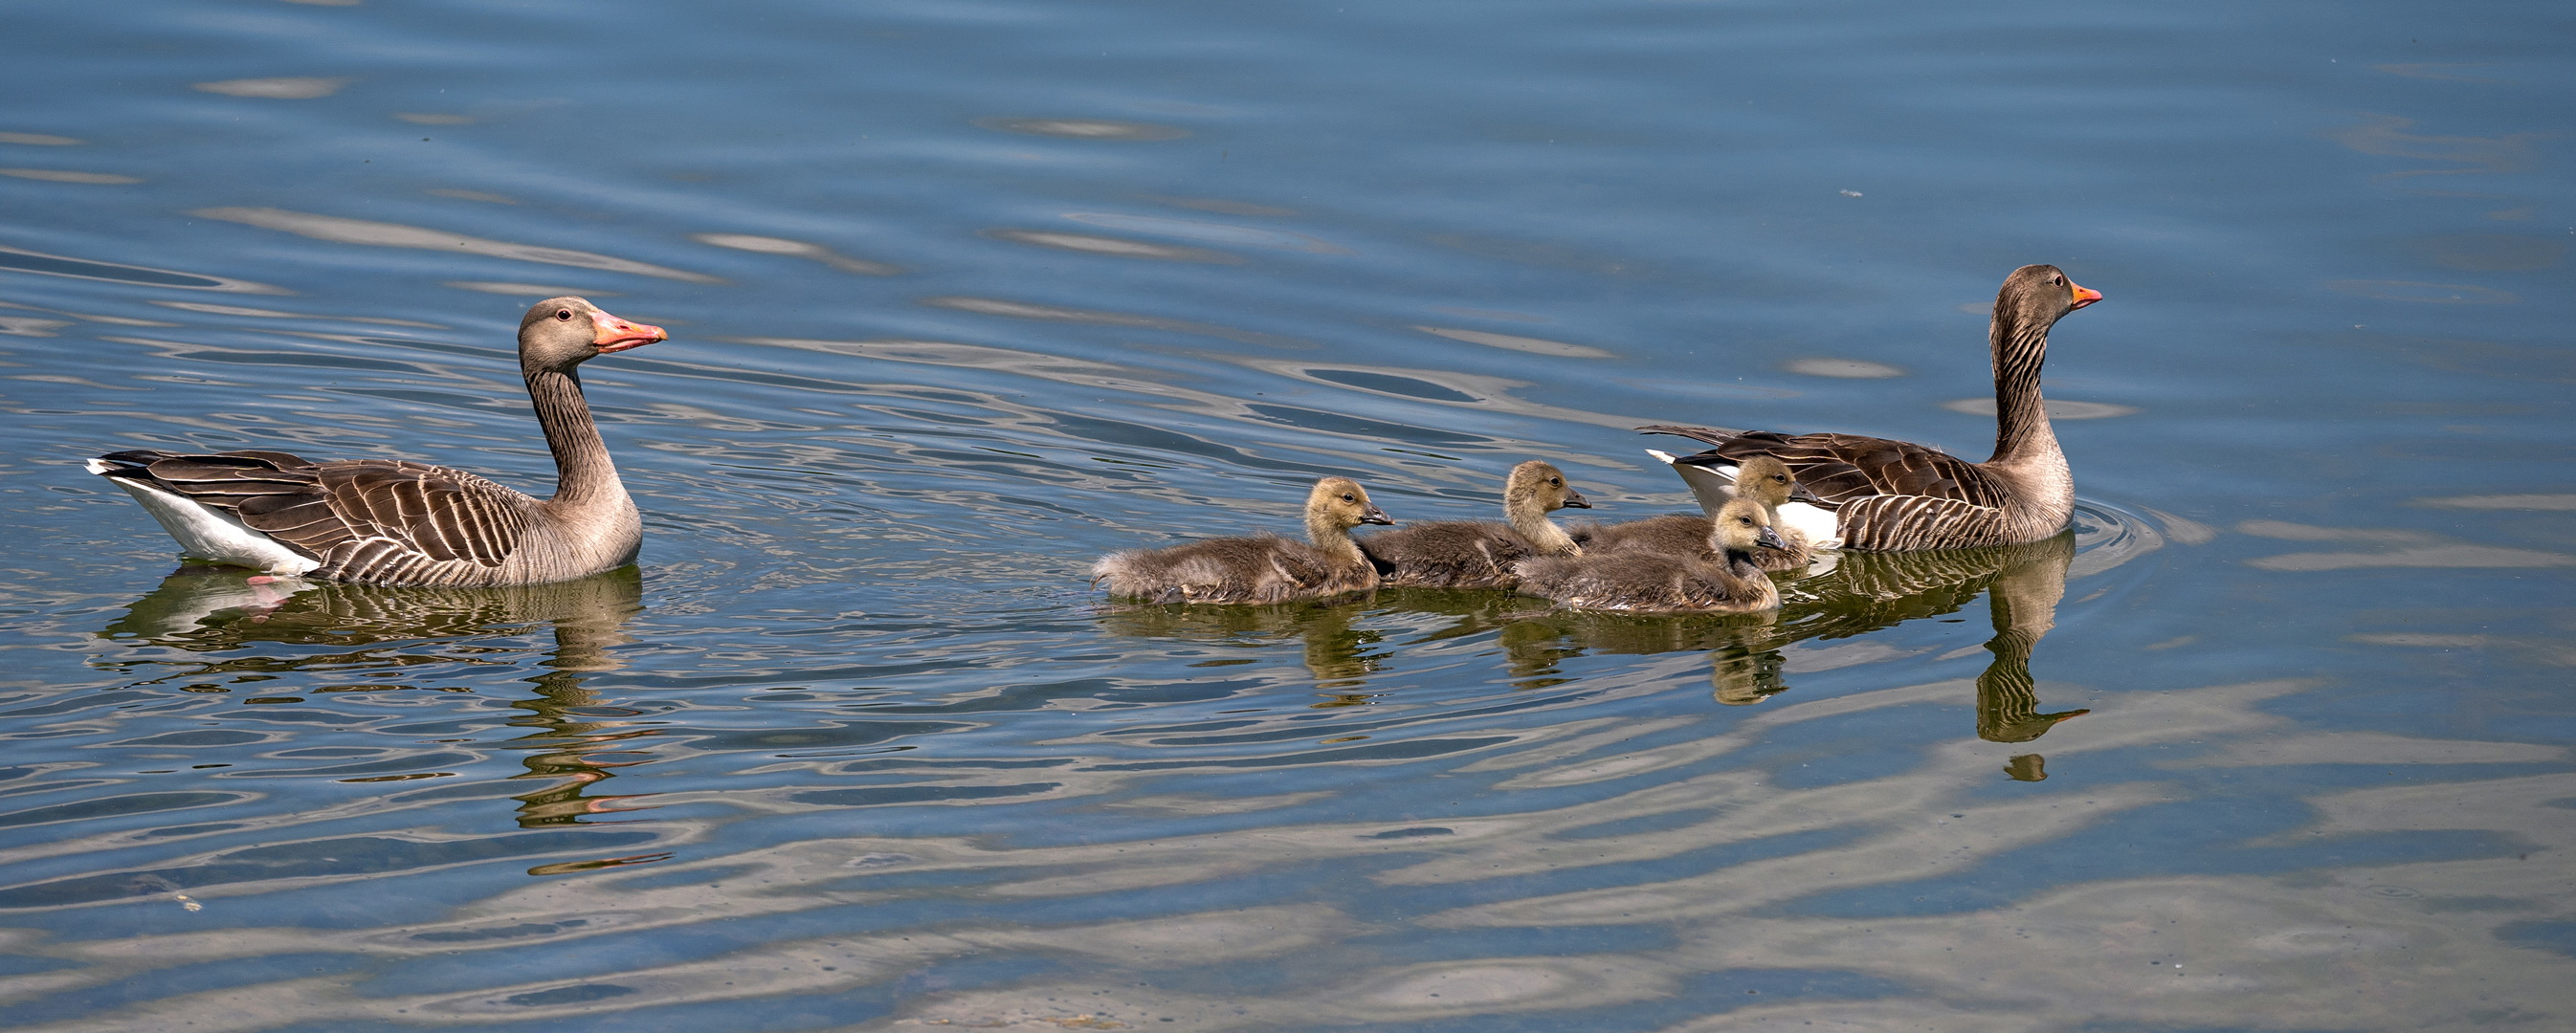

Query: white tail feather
[[102, 477, 320, 575], [1776, 501, 1842, 551], [1646, 448, 1742, 516]]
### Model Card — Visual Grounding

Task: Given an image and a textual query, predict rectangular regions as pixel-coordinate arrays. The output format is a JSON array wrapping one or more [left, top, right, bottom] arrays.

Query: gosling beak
[[591, 309, 669, 353], [1562, 490, 1593, 510], [1359, 504, 1394, 526], [1755, 525, 1788, 551], [2067, 280, 2103, 311]]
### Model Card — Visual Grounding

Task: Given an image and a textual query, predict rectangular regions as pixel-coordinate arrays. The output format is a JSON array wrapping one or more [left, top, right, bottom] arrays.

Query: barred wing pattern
[[98, 449, 534, 584], [1831, 495, 2012, 553], [1636, 426, 2008, 508], [1637, 425, 2018, 550]]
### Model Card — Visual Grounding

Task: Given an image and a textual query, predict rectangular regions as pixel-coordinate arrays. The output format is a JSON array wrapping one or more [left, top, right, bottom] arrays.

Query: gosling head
[[1306, 476, 1394, 533], [1996, 264, 2102, 336], [1503, 460, 1590, 515], [1710, 497, 1787, 555], [1733, 454, 1795, 509]]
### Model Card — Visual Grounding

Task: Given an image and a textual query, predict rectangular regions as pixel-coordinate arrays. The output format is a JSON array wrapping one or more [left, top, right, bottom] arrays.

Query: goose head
[[1306, 476, 1394, 535], [1733, 454, 1795, 509], [1502, 460, 1591, 519], [1995, 265, 2102, 335], [1709, 497, 1787, 555], [520, 297, 668, 373]]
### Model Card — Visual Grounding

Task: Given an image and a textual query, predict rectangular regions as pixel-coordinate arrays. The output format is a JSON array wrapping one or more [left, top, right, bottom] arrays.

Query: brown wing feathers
[[1833, 495, 2011, 552], [1636, 426, 2029, 551], [106, 450, 320, 516], [100, 449, 531, 577], [312, 461, 529, 566], [1637, 428, 2007, 510]]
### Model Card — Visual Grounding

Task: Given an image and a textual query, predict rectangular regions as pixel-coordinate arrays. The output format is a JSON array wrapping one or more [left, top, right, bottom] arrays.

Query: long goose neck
[[525, 365, 625, 510], [1988, 316, 2062, 469], [1306, 516, 1365, 568]]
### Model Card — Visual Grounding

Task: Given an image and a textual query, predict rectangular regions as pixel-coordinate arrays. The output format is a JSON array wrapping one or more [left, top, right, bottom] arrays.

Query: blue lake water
[[2, 0, 2571, 1029]]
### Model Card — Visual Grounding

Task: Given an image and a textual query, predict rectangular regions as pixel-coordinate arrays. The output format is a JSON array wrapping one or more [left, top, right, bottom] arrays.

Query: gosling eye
[[555, 308, 574, 321], [1548, 477, 1561, 487], [1341, 494, 1355, 502]]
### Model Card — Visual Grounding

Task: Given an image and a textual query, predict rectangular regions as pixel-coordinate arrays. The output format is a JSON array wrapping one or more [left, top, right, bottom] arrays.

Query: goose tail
[[1646, 448, 1743, 517]]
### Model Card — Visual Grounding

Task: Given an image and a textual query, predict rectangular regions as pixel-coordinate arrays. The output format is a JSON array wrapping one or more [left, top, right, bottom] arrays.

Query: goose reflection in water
[[1787, 531, 2090, 745], [1095, 600, 1388, 702], [97, 566, 651, 826], [1479, 531, 2087, 756]]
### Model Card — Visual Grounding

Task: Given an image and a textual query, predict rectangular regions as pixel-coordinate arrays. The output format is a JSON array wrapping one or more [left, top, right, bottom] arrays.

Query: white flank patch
[[104, 476, 319, 575], [1647, 450, 1842, 548], [1777, 501, 1843, 550]]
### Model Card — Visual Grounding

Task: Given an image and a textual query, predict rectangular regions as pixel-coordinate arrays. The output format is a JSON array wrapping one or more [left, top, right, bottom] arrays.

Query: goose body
[[1093, 477, 1394, 604], [1644, 265, 2100, 552], [86, 297, 666, 587], [1360, 460, 1589, 589], [1516, 497, 1786, 613], [1572, 455, 1820, 572]]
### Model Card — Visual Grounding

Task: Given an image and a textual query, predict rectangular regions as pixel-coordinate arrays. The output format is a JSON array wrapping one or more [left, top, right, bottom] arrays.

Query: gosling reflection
[[1500, 607, 1783, 698], [1095, 599, 1387, 697], [98, 566, 649, 825], [2004, 755, 2049, 781], [1496, 532, 2086, 744]]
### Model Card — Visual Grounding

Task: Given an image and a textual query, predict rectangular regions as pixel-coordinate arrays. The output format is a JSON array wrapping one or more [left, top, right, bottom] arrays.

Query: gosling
[[1359, 460, 1591, 589], [1092, 476, 1394, 604], [1515, 496, 1786, 613], [1570, 455, 1817, 572]]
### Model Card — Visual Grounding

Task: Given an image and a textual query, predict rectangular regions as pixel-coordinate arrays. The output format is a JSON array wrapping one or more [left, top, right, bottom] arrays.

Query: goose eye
[[555, 308, 574, 321], [2047, 273, 2064, 286]]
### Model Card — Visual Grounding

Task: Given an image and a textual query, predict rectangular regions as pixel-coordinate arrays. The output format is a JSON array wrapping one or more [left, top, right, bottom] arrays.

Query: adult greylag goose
[[1514, 497, 1785, 613], [1642, 265, 2101, 551], [85, 297, 667, 587], [1092, 476, 1394, 604], [1359, 459, 1590, 588], [1570, 455, 1819, 573]]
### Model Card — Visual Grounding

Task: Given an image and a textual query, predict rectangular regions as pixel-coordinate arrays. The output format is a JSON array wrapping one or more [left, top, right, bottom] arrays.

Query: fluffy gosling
[[1093, 477, 1394, 604], [1360, 460, 1590, 589], [1515, 496, 1785, 613]]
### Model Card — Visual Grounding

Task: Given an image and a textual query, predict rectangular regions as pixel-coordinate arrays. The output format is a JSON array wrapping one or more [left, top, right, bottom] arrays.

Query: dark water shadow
[[95, 567, 652, 828]]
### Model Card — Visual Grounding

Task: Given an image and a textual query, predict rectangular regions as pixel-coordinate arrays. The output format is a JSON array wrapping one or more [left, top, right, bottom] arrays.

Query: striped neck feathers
[[1988, 315, 2064, 470], [525, 365, 626, 510]]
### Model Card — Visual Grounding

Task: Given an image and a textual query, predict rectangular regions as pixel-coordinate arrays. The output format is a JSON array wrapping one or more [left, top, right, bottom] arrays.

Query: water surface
[[2, 0, 2571, 1029]]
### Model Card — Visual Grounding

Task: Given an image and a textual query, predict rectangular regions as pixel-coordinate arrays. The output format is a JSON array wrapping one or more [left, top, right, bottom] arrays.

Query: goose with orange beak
[[1641, 265, 2104, 551], [86, 297, 675, 586]]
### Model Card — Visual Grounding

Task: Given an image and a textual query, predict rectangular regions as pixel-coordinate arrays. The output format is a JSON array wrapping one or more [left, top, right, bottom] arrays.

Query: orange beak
[[2068, 280, 2103, 311], [590, 309, 668, 353]]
